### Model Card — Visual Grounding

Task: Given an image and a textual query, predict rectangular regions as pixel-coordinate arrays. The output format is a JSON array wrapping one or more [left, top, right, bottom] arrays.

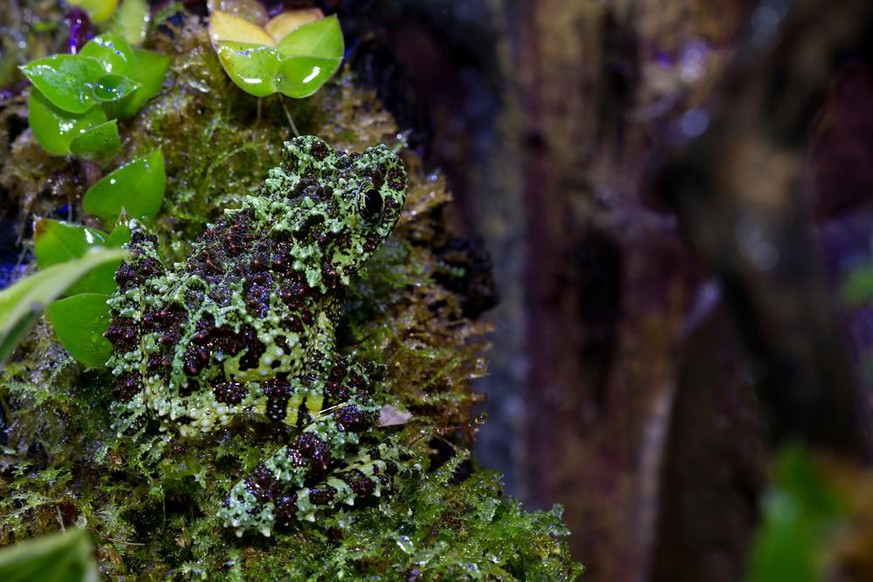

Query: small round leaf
[[90, 73, 140, 103], [207, 0, 268, 27], [275, 55, 341, 98], [0, 248, 127, 363], [215, 42, 280, 97], [46, 293, 114, 368], [70, 119, 121, 160], [79, 33, 135, 74], [275, 14, 343, 61], [27, 88, 107, 155], [83, 149, 166, 225], [34, 218, 108, 268], [106, 0, 150, 47], [103, 48, 172, 119], [34, 218, 125, 294], [19, 54, 105, 113]]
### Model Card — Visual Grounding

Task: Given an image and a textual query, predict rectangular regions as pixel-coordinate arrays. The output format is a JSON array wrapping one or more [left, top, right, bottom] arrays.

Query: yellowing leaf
[[209, 9, 275, 47], [67, 0, 119, 24], [265, 8, 324, 43], [207, 0, 267, 26]]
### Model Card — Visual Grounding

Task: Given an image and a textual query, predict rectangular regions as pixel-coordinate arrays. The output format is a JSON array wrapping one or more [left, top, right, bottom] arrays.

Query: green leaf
[[213, 15, 343, 99], [47, 293, 114, 368], [215, 42, 280, 97], [274, 15, 343, 98], [89, 73, 140, 103], [0, 248, 127, 363], [275, 55, 342, 98], [79, 33, 135, 75], [34, 219, 107, 268], [841, 263, 873, 306], [748, 445, 845, 582], [106, 0, 150, 47], [27, 88, 107, 156], [0, 528, 98, 582], [104, 48, 173, 119], [19, 54, 105, 113], [83, 149, 166, 225], [33, 218, 126, 295], [275, 14, 343, 61], [69, 119, 121, 160]]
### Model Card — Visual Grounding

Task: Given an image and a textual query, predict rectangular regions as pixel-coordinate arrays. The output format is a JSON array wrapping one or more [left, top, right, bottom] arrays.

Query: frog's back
[[104, 136, 408, 438]]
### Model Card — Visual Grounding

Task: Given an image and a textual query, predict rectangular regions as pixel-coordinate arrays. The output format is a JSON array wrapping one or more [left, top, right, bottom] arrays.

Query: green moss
[[0, 7, 582, 580]]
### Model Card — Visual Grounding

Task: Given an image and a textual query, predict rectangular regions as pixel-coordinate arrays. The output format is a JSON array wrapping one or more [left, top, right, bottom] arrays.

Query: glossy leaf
[[106, 0, 150, 46], [211, 10, 343, 98], [34, 219, 108, 268], [0, 528, 98, 582], [275, 55, 341, 98], [79, 33, 135, 74], [104, 49, 173, 119], [33, 219, 126, 295], [28, 88, 107, 155], [275, 15, 343, 97], [67, 0, 119, 24], [275, 14, 343, 61], [90, 73, 139, 103], [215, 42, 280, 97], [83, 149, 166, 225], [0, 248, 127, 363], [47, 293, 114, 368], [70, 119, 121, 160], [105, 222, 133, 247], [19, 54, 105, 113]]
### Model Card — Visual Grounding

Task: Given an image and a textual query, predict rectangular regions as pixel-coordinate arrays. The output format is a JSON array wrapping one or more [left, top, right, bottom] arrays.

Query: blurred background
[[339, 0, 873, 579]]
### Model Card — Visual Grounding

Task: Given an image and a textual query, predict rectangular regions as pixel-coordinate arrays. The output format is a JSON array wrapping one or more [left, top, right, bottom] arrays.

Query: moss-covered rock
[[0, 6, 582, 579]]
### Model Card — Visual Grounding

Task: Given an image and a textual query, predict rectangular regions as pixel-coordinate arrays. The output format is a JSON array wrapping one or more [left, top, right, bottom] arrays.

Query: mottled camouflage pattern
[[104, 136, 412, 535]]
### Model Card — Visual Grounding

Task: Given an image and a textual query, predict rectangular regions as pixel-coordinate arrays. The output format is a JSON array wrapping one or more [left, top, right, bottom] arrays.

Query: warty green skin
[[104, 136, 412, 536]]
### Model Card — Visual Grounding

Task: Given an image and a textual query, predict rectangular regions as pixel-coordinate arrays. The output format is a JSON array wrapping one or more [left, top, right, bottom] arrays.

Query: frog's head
[[275, 136, 408, 287]]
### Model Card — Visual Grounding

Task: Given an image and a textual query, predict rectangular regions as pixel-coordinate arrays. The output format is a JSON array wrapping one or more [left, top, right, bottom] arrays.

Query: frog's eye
[[358, 187, 383, 225]]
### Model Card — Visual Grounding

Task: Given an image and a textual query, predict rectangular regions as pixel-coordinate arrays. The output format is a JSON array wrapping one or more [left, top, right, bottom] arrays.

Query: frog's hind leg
[[219, 358, 386, 535], [219, 427, 418, 536], [289, 437, 420, 524]]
